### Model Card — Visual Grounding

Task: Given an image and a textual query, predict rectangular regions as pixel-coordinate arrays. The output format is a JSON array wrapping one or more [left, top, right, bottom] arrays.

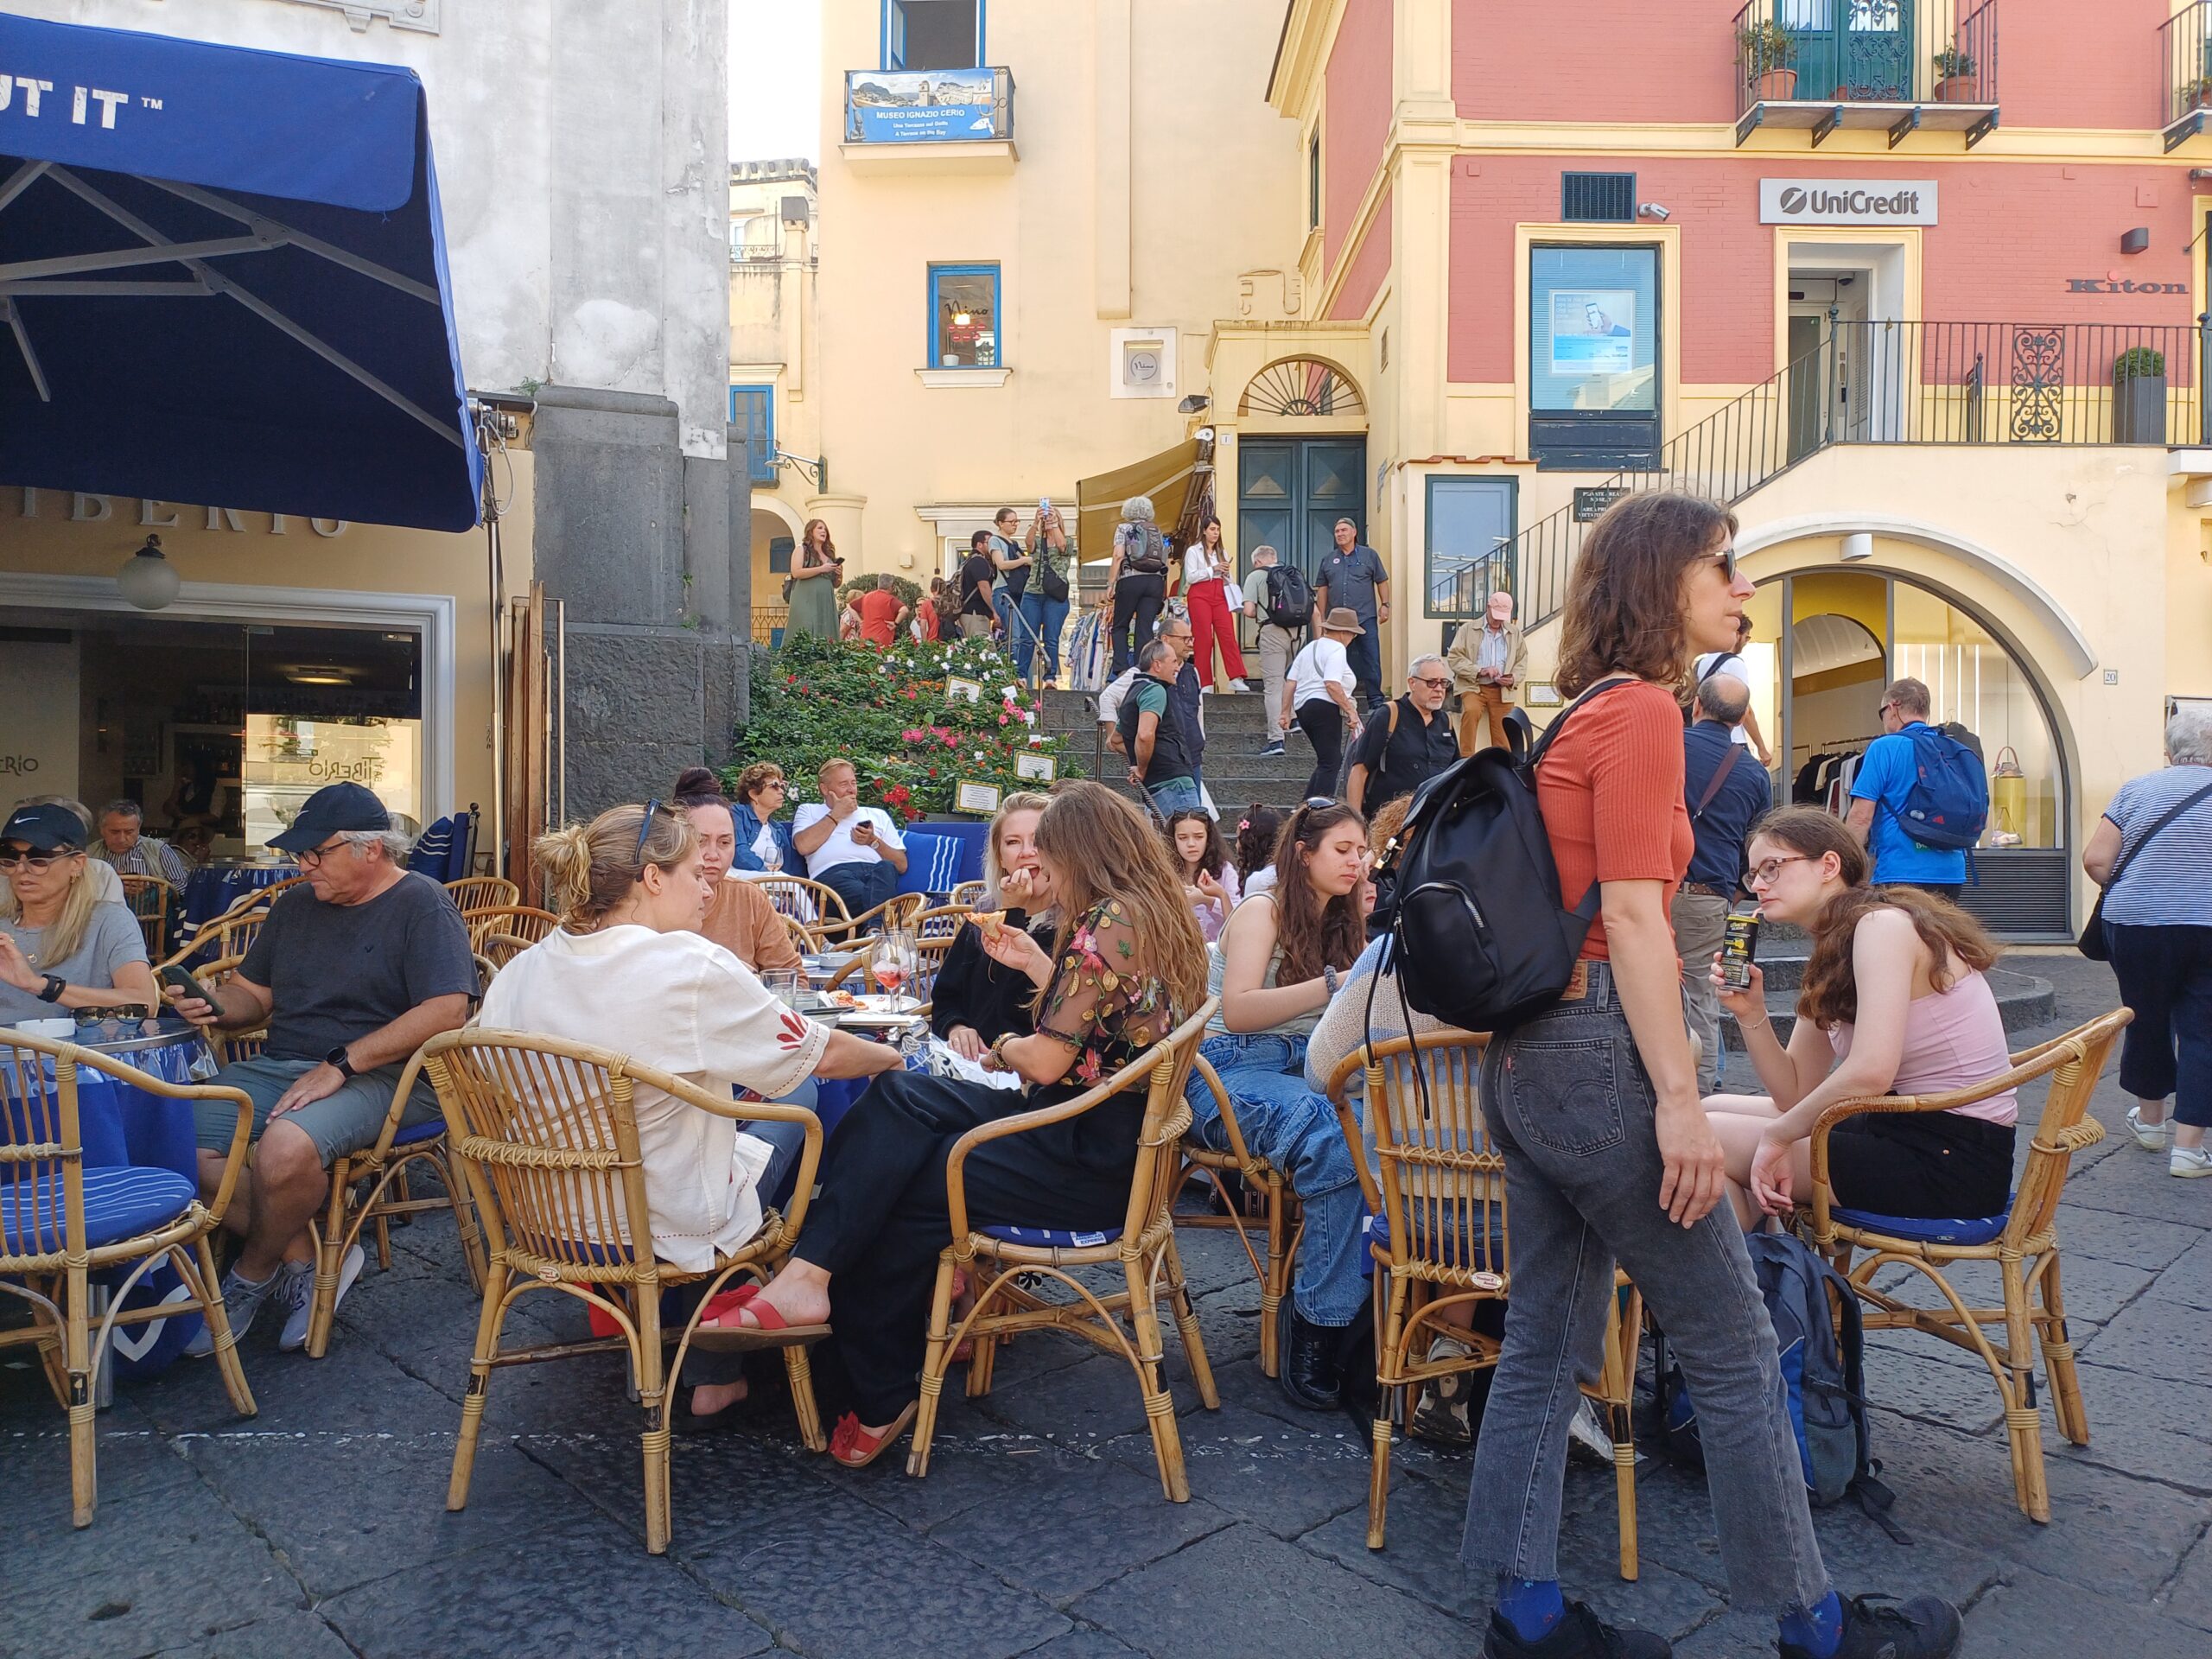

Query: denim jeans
[[1187, 1031, 1370, 1327], [1016, 590, 1069, 682], [992, 588, 1018, 656], [1144, 775, 1205, 817], [1463, 961, 1832, 1616]]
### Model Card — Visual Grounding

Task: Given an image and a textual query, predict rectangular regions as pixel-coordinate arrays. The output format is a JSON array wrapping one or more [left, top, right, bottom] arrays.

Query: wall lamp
[[2120, 226, 2150, 256], [1178, 394, 1210, 414]]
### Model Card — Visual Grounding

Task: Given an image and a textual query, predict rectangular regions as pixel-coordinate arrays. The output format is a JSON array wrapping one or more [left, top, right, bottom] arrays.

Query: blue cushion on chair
[[1, 1166, 197, 1254], [1363, 1211, 1510, 1277], [981, 1224, 1122, 1249], [410, 815, 458, 875], [895, 831, 966, 898], [392, 1118, 448, 1147], [1828, 1205, 2012, 1247]]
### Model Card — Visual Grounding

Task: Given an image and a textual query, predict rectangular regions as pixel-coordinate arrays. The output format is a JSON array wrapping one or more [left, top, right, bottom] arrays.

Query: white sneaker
[[2127, 1106, 2173, 1151], [2171, 1144, 2212, 1179], [278, 1244, 364, 1352], [1224, 677, 1249, 693], [1567, 1396, 1616, 1466]]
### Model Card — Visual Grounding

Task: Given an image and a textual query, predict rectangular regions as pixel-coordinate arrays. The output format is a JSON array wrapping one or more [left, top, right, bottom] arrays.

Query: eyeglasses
[[760, 779, 786, 791], [1747, 854, 1811, 887], [634, 799, 664, 864], [0, 846, 75, 869], [296, 837, 351, 869], [1705, 545, 1738, 582], [1411, 677, 1452, 690]]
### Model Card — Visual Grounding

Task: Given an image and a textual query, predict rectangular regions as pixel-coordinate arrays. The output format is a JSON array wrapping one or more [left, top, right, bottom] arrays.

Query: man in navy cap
[[168, 783, 476, 1357]]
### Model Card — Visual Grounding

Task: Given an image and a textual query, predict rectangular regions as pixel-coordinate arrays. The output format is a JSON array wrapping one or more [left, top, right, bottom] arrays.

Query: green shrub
[[2113, 346, 2166, 384], [728, 633, 1084, 821]]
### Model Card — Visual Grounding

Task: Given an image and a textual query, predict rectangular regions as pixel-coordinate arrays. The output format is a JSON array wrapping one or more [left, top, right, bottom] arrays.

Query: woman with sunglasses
[[0, 802, 158, 1022], [1702, 807, 2014, 1231], [729, 763, 799, 874], [1460, 494, 1961, 1659]]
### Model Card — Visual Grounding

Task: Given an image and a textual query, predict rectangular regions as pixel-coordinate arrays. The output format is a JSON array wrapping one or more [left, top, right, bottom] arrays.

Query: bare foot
[[688, 1378, 749, 1418]]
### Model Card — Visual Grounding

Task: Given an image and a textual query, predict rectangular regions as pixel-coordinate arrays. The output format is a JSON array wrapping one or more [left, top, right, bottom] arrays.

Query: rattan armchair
[[444, 875, 521, 912], [461, 905, 560, 966], [423, 1029, 825, 1555], [1175, 1052, 1299, 1378], [118, 874, 175, 957], [847, 892, 925, 937], [1, 1033, 258, 1527], [912, 902, 974, 941], [756, 875, 856, 937], [1326, 1033, 1643, 1574], [948, 880, 988, 908], [158, 904, 271, 971], [1803, 1007, 2131, 1524], [909, 1001, 1221, 1500]]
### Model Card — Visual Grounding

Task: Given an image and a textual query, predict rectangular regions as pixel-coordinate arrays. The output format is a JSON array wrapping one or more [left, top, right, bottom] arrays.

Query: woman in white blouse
[[480, 801, 900, 1430]]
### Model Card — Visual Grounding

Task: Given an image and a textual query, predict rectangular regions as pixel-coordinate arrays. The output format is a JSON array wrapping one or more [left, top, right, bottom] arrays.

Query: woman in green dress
[[786, 518, 844, 641]]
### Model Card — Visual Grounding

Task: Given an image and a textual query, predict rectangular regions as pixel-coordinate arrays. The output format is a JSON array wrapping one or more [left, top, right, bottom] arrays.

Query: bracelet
[[988, 1033, 1018, 1067], [1322, 964, 1339, 999], [38, 975, 67, 1003]]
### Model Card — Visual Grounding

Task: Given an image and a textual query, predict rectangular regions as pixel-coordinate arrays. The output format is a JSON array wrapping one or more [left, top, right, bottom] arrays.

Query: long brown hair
[[1033, 781, 1208, 1018], [1554, 492, 1736, 697], [1753, 808, 2001, 1027], [535, 803, 695, 931], [799, 518, 836, 569], [1163, 808, 1229, 881], [1272, 800, 1367, 982]]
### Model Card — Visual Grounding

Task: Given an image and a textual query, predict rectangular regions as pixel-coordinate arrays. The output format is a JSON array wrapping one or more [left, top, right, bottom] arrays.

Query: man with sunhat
[[168, 783, 475, 1356]]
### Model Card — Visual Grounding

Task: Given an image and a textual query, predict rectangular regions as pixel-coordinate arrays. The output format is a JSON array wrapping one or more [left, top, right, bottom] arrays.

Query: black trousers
[[2106, 921, 2212, 1128], [1110, 574, 1166, 674], [1297, 700, 1345, 801], [794, 1069, 1138, 1420]]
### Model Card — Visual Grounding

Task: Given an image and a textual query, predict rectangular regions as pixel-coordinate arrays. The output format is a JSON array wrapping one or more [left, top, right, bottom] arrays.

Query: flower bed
[[725, 634, 1083, 819]]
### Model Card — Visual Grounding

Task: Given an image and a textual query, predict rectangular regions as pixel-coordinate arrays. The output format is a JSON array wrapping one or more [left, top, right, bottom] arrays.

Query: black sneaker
[[1782, 1593, 1962, 1659], [1483, 1599, 1671, 1659], [1276, 1301, 1345, 1411]]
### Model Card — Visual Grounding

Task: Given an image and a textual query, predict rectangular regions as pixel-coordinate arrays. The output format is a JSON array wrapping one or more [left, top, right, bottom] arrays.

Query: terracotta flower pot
[[1933, 73, 1976, 102], [1752, 67, 1799, 101]]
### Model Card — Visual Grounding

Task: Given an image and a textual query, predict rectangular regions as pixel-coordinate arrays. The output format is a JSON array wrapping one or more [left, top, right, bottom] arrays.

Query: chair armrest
[[1186, 1053, 1257, 1166], [63, 1041, 256, 1226], [1320, 1048, 1389, 1218]]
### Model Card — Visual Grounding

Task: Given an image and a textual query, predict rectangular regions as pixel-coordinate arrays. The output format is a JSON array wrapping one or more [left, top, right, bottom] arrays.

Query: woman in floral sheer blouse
[[718, 780, 1209, 1465]]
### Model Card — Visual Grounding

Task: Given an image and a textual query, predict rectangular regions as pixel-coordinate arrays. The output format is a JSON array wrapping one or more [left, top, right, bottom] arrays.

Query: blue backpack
[[1649, 1231, 1905, 1537], [1891, 724, 1988, 851]]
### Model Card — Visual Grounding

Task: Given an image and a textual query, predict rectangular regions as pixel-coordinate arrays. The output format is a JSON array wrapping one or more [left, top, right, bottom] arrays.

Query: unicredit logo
[[1783, 187, 1920, 216], [1780, 188, 1808, 213]]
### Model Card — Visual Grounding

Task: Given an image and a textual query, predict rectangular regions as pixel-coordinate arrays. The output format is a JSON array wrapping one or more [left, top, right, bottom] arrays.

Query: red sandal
[[690, 1283, 832, 1351], [827, 1403, 918, 1469]]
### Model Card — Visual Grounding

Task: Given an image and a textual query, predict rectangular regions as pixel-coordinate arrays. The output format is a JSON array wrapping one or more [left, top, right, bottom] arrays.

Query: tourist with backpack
[[1104, 494, 1172, 674], [1241, 543, 1308, 757], [1701, 807, 2016, 1230], [1437, 492, 1960, 1659], [1845, 677, 1988, 900]]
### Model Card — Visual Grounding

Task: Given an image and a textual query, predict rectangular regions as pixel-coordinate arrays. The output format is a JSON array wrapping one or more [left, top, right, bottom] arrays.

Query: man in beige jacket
[[1446, 589, 1528, 755]]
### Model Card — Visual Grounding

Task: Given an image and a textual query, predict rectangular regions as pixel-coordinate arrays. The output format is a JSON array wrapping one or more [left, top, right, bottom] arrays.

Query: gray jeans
[[1464, 962, 1831, 1617], [1257, 623, 1297, 742], [1670, 887, 1730, 1095]]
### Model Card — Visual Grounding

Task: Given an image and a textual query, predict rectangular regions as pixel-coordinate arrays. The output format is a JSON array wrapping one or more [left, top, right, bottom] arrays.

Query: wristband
[[38, 975, 67, 1003], [1322, 964, 1339, 999]]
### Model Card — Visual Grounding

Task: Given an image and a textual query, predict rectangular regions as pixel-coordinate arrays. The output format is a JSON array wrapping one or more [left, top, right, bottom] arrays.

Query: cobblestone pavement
[[5, 958, 2209, 1659]]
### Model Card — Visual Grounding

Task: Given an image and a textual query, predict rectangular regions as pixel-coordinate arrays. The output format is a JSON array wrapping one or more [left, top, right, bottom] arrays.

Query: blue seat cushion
[[1828, 1205, 2011, 1247], [392, 1118, 448, 1147], [895, 831, 966, 898], [981, 1224, 1122, 1249], [2, 1165, 197, 1254]]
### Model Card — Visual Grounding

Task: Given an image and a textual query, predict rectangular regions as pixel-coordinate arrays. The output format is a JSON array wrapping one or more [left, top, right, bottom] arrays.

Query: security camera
[[1637, 202, 1671, 221]]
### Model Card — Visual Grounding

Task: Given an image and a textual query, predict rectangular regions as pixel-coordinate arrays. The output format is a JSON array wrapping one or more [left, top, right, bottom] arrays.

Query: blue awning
[[0, 14, 482, 532]]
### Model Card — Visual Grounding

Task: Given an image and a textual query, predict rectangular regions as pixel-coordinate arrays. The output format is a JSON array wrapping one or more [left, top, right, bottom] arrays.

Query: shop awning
[[0, 14, 481, 531], [1075, 434, 1212, 565]]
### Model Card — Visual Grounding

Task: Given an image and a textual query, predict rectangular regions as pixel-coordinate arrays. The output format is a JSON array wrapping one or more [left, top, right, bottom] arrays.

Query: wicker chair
[[118, 874, 175, 957], [756, 875, 855, 937], [779, 913, 827, 957], [948, 880, 987, 908], [1326, 1033, 1643, 1574], [158, 903, 272, 971], [1, 1033, 259, 1527], [424, 1029, 825, 1555], [1175, 1053, 1299, 1378], [301, 1050, 489, 1360], [912, 903, 974, 942], [909, 1001, 1220, 1500], [462, 905, 560, 967], [1803, 1007, 2131, 1524], [847, 892, 925, 938], [445, 875, 521, 912]]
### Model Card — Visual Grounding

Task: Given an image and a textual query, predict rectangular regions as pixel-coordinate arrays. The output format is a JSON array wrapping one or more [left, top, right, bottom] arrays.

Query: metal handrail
[[2162, 1, 2212, 139]]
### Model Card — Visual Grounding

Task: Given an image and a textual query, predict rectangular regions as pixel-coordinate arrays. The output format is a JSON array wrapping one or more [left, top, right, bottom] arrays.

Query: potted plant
[[1932, 41, 1977, 101], [2181, 74, 2212, 114], [2113, 345, 2168, 445], [1738, 19, 1798, 101]]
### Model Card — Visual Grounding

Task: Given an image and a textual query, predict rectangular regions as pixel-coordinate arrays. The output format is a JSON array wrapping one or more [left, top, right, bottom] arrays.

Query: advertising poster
[[847, 68, 999, 143], [1548, 289, 1637, 377]]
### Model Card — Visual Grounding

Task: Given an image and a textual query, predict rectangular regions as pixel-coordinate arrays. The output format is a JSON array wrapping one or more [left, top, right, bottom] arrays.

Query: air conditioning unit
[[1109, 327, 1177, 400]]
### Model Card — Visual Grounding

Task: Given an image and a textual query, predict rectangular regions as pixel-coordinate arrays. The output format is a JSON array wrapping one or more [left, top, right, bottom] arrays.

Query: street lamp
[[117, 534, 181, 611]]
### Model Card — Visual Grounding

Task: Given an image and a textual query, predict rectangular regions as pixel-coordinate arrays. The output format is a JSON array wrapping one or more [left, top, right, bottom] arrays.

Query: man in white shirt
[[791, 757, 909, 918], [1691, 614, 1774, 768]]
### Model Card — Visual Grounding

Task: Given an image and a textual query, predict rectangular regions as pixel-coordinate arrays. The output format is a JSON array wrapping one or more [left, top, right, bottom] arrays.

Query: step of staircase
[[1719, 964, 2055, 1048], [1046, 687, 1330, 812]]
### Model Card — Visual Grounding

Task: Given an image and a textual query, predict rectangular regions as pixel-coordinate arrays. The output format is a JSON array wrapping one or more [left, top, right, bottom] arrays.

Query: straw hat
[[1320, 607, 1365, 636]]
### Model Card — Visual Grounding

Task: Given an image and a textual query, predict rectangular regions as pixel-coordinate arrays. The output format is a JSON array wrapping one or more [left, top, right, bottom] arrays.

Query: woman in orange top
[[1460, 493, 1961, 1659], [671, 768, 801, 976]]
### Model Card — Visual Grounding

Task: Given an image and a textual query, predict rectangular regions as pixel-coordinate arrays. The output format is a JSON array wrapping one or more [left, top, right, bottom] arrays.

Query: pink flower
[[998, 713, 1009, 726]]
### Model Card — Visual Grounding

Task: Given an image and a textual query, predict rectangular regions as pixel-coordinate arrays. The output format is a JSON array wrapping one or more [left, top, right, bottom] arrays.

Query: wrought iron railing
[[2161, 1, 2212, 143], [1455, 319, 2206, 629], [843, 66, 1014, 145], [1732, 0, 1996, 113]]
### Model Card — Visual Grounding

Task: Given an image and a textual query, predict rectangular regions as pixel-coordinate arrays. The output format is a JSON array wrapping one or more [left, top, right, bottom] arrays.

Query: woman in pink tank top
[[1701, 807, 2017, 1227]]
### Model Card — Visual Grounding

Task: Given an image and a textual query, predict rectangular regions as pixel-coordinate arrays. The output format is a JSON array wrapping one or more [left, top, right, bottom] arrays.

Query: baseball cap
[[0, 803, 88, 854], [269, 782, 391, 854]]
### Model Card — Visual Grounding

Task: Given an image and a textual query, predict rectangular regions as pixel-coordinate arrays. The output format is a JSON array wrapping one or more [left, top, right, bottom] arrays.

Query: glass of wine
[[871, 926, 920, 1012]]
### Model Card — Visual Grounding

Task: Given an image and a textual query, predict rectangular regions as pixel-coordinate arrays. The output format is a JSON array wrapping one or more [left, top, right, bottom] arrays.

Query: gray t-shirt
[[0, 901, 149, 1023], [238, 871, 477, 1061], [1318, 544, 1388, 620]]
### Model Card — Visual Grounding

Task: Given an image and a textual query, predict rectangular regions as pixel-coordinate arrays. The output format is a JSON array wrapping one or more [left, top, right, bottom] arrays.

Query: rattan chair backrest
[[2005, 1008, 2130, 1246], [913, 903, 974, 941], [1353, 1031, 1505, 1287], [1121, 1002, 1215, 1244], [462, 905, 560, 955], [446, 876, 522, 912], [0, 1035, 86, 1263], [756, 876, 854, 930], [118, 874, 174, 954], [948, 880, 987, 908]]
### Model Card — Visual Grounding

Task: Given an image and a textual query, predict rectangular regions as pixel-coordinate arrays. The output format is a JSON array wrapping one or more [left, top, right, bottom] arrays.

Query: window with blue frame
[[1426, 477, 1518, 616], [729, 385, 776, 486], [883, 0, 982, 70], [927, 264, 1001, 369]]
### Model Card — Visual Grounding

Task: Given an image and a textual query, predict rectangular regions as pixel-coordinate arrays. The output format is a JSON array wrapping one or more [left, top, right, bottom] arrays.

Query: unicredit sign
[[1759, 178, 1938, 226]]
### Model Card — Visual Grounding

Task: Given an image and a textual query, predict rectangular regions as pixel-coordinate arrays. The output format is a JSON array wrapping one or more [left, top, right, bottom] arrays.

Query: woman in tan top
[[673, 767, 801, 975]]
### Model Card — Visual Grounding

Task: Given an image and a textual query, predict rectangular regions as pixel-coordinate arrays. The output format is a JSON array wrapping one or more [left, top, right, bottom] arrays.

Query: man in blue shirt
[[1313, 518, 1390, 709], [1673, 674, 1771, 1093], [1847, 677, 1967, 900]]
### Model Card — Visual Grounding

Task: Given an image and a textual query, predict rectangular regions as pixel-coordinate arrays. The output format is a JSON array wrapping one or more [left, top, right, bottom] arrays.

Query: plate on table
[[836, 994, 926, 1031]]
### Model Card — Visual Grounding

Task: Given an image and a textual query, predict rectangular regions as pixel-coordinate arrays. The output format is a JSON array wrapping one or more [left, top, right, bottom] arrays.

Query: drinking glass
[[762, 968, 804, 1009]]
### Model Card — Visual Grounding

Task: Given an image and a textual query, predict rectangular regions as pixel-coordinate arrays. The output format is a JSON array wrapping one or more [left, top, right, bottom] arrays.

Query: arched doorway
[[1233, 356, 1368, 582]]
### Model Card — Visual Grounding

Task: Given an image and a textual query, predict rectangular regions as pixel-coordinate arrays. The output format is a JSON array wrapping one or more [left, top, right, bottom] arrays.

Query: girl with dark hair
[[1704, 806, 2014, 1229], [1164, 807, 1237, 942], [1180, 515, 1247, 692], [787, 518, 842, 641], [1185, 800, 1371, 1411], [1460, 492, 1961, 1659], [1233, 804, 1285, 899]]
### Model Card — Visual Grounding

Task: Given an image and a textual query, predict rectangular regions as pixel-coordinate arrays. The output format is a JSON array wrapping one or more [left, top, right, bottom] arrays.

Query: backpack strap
[[2106, 778, 2212, 891], [1691, 741, 1743, 822]]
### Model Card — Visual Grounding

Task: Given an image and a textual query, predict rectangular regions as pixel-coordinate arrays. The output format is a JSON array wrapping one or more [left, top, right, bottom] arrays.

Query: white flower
[[975, 751, 986, 761]]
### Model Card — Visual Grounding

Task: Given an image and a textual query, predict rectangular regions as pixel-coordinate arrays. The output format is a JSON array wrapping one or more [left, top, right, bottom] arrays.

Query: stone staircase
[[1041, 685, 1324, 811]]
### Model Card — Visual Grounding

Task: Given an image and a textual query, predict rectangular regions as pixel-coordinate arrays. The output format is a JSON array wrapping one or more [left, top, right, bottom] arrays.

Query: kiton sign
[[1759, 179, 1938, 226]]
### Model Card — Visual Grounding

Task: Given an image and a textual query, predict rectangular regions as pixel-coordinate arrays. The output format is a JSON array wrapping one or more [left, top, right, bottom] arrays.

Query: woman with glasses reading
[[1459, 493, 1961, 1659], [1702, 807, 2014, 1232], [0, 802, 157, 1021]]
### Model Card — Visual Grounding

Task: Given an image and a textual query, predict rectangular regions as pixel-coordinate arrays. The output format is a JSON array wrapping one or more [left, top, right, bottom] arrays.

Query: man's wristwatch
[[324, 1045, 357, 1078], [37, 975, 66, 1003]]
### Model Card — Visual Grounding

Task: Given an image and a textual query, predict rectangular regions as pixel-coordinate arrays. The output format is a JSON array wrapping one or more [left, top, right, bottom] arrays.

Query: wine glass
[[871, 927, 919, 1012]]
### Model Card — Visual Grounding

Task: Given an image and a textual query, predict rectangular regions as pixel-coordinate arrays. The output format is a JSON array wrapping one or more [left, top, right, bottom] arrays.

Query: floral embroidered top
[[1032, 898, 1177, 1103]]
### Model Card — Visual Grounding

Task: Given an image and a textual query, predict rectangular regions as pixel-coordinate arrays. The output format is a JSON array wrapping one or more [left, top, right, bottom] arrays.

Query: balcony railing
[[1445, 319, 2203, 628], [843, 66, 1014, 145], [1733, 0, 1998, 148], [2161, 1, 2212, 149]]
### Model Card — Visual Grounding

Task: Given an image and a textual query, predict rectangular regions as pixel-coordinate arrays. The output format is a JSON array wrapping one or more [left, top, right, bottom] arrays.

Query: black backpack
[[1384, 677, 1633, 1033], [1262, 563, 1313, 632]]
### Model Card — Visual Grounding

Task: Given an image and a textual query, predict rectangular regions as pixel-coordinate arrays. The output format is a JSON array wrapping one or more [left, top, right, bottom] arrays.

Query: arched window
[[1238, 358, 1365, 420]]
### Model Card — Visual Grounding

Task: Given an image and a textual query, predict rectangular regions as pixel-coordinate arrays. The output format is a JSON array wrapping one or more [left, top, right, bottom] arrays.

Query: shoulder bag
[[2079, 778, 2212, 961]]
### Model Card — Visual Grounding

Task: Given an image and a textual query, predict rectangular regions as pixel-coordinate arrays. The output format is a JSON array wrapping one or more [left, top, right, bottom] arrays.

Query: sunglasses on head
[[634, 799, 664, 864], [1302, 797, 1338, 811]]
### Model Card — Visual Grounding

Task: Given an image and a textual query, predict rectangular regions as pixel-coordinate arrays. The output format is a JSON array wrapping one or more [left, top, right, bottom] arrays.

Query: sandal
[[827, 1402, 918, 1470], [691, 1283, 833, 1351]]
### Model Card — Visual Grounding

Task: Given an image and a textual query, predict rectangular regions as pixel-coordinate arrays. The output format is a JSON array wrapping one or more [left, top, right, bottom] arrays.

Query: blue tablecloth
[[181, 862, 299, 933]]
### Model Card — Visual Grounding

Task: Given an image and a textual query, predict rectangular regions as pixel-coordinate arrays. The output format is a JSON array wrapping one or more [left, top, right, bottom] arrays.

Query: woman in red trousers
[[1180, 515, 1248, 692]]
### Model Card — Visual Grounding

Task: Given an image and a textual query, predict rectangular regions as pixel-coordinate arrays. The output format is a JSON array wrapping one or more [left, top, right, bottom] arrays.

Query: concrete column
[[1094, 0, 1133, 320], [804, 492, 870, 570]]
